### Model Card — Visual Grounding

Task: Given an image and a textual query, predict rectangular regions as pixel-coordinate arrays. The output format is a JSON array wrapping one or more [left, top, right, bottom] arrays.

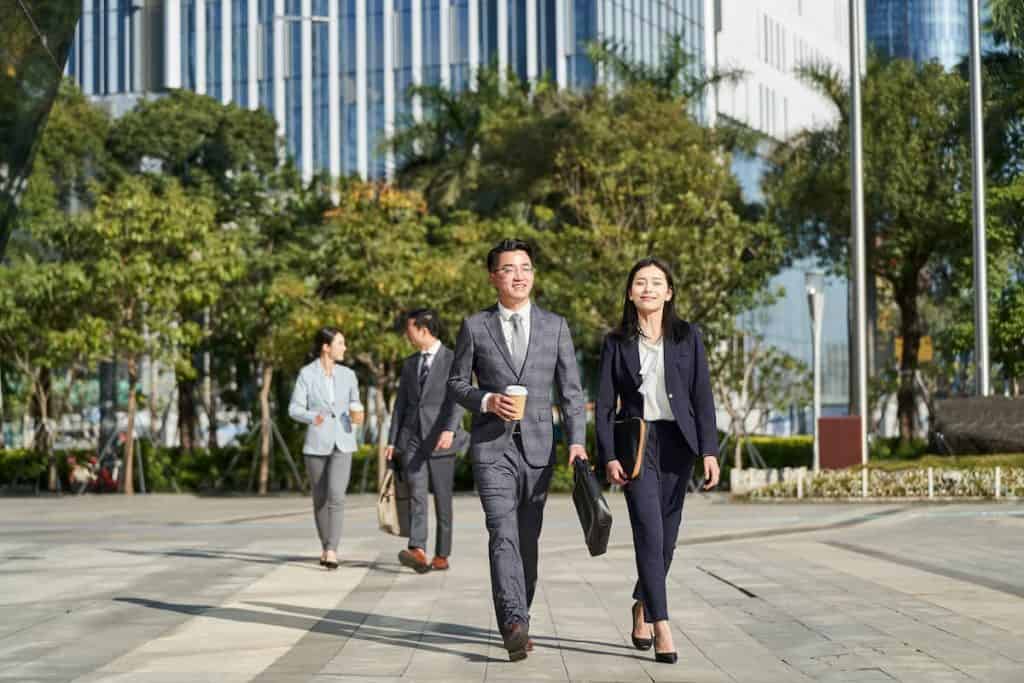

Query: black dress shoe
[[630, 602, 653, 650], [501, 622, 529, 662], [653, 631, 677, 664]]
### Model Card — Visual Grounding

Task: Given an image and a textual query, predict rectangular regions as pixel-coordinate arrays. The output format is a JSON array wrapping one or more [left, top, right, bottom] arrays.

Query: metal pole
[[968, 0, 990, 396], [849, 0, 869, 464], [812, 296, 823, 472], [806, 272, 825, 473]]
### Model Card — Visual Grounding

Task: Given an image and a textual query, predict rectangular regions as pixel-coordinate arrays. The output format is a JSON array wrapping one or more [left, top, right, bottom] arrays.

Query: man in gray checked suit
[[385, 308, 467, 574], [448, 238, 588, 662]]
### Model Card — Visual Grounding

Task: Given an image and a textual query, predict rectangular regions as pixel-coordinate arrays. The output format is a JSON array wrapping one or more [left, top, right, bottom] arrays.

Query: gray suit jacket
[[447, 303, 586, 467], [288, 360, 361, 455], [387, 344, 468, 457]]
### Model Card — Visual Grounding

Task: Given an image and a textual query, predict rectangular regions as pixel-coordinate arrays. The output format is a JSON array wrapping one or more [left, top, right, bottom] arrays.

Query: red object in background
[[819, 416, 864, 469]]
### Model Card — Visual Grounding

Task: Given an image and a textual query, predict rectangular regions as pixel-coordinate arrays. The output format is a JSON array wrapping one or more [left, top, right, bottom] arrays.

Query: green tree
[[224, 167, 331, 494], [107, 90, 279, 450], [765, 58, 972, 444], [992, 0, 1024, 48], [711, 334, 808, 470], [538, 84, 784, 364], [312, 183, 490, 484], [70, 176, 230, 494], [0, 80, 111, 485], [0, 257, 104, 485]]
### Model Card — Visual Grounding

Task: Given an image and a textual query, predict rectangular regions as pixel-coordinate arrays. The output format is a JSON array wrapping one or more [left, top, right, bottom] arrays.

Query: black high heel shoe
[[653, 628, 678, 664], [630, 602, 653, 650]]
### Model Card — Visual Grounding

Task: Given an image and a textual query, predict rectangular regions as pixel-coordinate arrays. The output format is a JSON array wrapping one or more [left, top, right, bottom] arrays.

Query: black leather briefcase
[[613, 416, 647, 480], [572, 459, 613, 557]]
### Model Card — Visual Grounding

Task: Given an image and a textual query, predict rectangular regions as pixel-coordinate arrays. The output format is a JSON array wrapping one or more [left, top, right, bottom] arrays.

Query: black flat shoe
[[319, 558, 327, 566], [630, 602, 653, 650]]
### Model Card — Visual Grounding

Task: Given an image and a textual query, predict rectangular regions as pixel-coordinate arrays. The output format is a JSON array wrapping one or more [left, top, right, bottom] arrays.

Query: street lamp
[[806, 271, 825, 473]]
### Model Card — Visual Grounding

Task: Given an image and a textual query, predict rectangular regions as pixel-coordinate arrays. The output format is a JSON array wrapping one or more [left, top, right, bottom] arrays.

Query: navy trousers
[[622, 420, 696, 622]]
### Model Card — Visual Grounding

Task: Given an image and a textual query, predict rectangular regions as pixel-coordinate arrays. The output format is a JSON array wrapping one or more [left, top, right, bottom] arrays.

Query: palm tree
[[991, 0, 1024, 49]]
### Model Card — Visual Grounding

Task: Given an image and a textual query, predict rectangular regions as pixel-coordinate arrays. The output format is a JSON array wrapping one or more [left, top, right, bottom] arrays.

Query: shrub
[[748, 465, 1024, 499]]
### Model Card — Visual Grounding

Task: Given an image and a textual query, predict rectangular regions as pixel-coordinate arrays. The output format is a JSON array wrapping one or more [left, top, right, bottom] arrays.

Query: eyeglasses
[[492, 265, 535, 277]]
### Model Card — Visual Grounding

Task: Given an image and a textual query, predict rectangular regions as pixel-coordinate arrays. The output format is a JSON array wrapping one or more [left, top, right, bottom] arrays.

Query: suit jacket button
[[668, 393, 673, 399]]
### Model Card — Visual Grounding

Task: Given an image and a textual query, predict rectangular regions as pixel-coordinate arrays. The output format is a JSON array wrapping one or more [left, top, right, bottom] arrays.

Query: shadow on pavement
[[114, 596, 638, 664], [105, 547, 405, 573]]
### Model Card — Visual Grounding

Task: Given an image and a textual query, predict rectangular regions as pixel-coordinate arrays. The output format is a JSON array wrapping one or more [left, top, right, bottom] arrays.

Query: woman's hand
[[702, 455, 721, 490], [313, 414, 325, 426], [606, 460, 628, 486]]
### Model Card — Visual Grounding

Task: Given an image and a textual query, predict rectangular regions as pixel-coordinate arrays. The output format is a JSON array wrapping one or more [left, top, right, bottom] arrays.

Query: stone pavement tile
[[72, 674, 254, 683], [814, 669, 898, 682]]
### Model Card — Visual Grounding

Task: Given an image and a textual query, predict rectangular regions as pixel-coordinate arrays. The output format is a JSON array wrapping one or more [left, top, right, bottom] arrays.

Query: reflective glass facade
[[1, 0, 82, 258], [866, 0, 969, 70], [66, 0, 705, 179]]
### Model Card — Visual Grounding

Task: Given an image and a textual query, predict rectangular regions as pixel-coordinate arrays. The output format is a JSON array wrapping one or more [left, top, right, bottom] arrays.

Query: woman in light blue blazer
[[289, 327, 363, 570]]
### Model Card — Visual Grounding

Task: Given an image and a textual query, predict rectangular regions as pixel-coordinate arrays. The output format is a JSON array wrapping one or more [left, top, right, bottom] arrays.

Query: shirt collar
[[497, 300, 531, 323], [422, 339, 442, 357]]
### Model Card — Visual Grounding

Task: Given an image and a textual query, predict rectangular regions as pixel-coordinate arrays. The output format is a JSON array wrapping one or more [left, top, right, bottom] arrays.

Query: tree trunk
[[178, 377, 199, 452], [206, 380, 218, 451], [258, 364, 273, 495], [0, 365, 6, 449], [32, 369, 56, 491], [374, 381, 388, 490], [733, 427, 744, 471], [123, 357, 139, 495], [148, 356, 158, 445], [894, 281, 922, 446]]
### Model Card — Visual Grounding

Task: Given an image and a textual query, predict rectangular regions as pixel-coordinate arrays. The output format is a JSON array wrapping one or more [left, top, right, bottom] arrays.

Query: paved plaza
[[1, 490, 1022, 682]]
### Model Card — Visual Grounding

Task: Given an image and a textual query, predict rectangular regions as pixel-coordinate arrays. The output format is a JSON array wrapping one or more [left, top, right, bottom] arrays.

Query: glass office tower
[[866, 0, 970, 70], [65, 0, 706, 179], [2, 0, 82, 258]]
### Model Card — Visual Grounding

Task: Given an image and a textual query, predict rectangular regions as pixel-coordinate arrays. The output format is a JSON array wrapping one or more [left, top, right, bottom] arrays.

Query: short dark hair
[[405, 308, 441, 337], [486, 238, 534, 272]]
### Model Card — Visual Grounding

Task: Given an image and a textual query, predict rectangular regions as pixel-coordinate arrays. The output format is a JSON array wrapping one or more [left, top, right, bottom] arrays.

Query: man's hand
[[486, 393, 521, 422], [384, 445, 395, 461], [702, 455, 721, 490], [606, 460, 628, 486], [313, 414, 325, 426], [568, 444, 588, 466], [435, 431, 454, 451]]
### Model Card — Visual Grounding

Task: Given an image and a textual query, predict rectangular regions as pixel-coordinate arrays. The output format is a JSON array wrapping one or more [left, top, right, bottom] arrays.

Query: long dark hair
[[612, 257, 690, 343], [307, 327, 342, 363]]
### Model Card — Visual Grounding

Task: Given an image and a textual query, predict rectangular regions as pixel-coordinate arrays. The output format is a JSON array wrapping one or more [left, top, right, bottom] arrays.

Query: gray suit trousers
[[472, 434, 553, 627], [401, 436, 456, 557], [305, 448, 353, 552]]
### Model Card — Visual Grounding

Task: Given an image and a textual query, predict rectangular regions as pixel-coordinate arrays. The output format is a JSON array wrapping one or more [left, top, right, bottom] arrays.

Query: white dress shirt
[[638, 336, 674, 421], [320, 362, 336, 407], [419, 339, 442, 376], [481, 301, 532, 413]]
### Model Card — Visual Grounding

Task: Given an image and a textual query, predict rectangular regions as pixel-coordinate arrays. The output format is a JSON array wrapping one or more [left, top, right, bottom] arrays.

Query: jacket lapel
[[485, 306, 517, 374], [423, 346, 448, 395], [518, 305, 543, 379], [622, 336, 642, 387]]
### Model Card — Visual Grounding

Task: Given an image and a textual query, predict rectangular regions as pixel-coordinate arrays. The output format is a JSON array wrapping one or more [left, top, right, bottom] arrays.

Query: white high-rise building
[[710, 1, 856, 425]]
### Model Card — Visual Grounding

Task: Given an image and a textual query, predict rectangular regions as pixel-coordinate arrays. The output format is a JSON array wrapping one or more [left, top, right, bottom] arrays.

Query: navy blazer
[[595, 323, 719, 467]]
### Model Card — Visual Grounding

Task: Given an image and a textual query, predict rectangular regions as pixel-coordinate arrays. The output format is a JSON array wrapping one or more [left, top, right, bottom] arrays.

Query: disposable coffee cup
[[350, 401, 365, 425], [505, 385, 528, 421]]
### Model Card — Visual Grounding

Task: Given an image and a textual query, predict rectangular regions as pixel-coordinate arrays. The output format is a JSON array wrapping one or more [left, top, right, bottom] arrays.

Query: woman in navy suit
[[595, 257, 721, 664]]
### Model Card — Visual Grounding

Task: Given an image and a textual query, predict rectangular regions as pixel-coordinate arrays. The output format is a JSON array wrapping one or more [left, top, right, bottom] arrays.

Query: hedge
[[0, 441, 580, 495], [748, 465, 1024, 499]]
